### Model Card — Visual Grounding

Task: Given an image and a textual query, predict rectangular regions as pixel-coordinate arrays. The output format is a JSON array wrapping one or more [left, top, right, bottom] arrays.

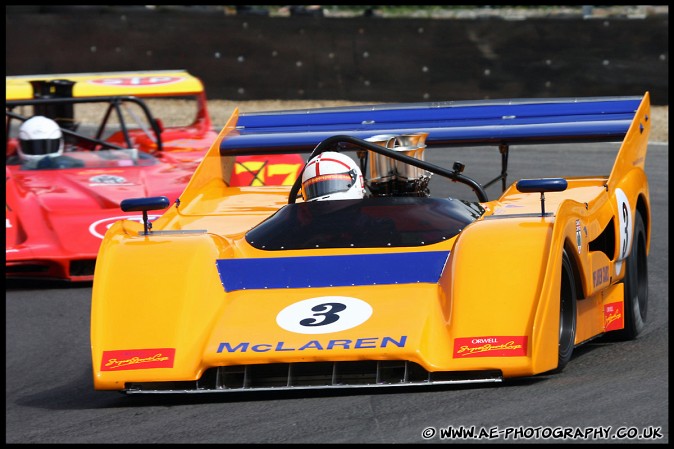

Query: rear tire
[[613, 211, 648, 340], [556, 249, 577, 372]]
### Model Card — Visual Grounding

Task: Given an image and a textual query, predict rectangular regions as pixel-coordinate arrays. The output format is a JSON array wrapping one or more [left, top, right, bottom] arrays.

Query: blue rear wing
[[219, 96, 643, 155]]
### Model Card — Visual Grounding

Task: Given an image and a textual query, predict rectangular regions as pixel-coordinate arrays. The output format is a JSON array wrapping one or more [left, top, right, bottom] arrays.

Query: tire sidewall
[[623, 211, 647, 337]]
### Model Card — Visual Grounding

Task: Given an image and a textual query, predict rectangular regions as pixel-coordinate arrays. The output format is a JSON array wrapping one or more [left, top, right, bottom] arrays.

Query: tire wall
[[5, 8, 669, 104]]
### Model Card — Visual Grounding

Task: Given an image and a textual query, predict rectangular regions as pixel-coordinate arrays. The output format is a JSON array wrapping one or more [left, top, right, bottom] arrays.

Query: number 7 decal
[[231, 155, 304, 186], [267, 162, 303, 186]]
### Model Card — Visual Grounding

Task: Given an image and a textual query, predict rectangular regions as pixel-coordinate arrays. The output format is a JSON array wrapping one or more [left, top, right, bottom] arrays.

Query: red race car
[[6, 70, 303, 281]]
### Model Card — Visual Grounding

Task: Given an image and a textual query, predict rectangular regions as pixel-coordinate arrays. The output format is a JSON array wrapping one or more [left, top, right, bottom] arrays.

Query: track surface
[[6, 142, 668, 443]]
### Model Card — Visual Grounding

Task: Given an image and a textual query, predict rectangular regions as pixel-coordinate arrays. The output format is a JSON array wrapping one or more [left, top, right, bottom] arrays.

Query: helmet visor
[[302, 170, 358, 200], [19, 138, 61, 156]]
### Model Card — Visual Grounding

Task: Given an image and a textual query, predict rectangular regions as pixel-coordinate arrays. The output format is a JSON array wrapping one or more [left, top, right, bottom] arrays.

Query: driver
[[17, 115, 64, 160], [300, 151, 366, 201], [14, 116, 83, 169], [295, 151, 400, 247]]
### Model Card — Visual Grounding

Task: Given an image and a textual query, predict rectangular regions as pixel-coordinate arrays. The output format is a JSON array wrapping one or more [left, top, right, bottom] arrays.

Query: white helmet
[[301, 151, 365, 201], [17, 116, 64, 161]]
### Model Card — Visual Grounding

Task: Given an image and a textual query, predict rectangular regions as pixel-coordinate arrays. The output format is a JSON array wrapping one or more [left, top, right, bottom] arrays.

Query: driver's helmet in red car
[[17, 116, 64, 162], [301, 151, 365, 202]]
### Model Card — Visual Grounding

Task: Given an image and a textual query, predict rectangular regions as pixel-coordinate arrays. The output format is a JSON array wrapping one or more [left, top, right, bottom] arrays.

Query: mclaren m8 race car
[[5, 71, 303, 281], [91, 93, 651, 393]]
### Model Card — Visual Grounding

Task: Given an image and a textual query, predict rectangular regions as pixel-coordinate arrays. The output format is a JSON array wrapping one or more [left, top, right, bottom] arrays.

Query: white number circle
[[615, 188, 633, 275], [276, 296, 373, 335], [89, 215, 161, 239]]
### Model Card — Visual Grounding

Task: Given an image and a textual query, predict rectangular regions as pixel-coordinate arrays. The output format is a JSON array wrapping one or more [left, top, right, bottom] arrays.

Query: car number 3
[[276, 296, 373, 335], [299, 303, 347, 327], [615, 188, 633, 275], [621, 202, 629, 257]]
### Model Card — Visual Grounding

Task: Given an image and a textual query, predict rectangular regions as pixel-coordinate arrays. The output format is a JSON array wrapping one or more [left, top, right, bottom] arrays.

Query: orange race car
[[91, 93, 650, 393]]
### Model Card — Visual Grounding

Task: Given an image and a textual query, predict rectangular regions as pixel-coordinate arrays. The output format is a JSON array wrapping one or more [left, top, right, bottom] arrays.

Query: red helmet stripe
[[315, 155, 351, 176]]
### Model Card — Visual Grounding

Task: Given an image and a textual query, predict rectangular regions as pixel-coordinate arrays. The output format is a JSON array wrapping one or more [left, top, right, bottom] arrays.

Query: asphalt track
[[5, 141, 669, 443]]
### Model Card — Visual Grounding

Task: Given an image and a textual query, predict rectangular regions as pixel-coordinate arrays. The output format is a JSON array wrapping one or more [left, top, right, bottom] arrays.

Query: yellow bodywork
[[90, 94, 651, 390], [6, 69, 204, 100]]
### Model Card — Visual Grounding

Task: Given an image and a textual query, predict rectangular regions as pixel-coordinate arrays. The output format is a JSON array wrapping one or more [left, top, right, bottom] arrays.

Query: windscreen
[[246, 196, 484, 250]]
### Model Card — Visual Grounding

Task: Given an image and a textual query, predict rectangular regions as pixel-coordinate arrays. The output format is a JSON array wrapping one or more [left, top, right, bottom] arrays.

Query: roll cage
[[5, 95, 164, 152]]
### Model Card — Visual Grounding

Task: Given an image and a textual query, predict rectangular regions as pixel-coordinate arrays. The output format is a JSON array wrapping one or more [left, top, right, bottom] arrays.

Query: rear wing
[[220, 95, 647, 155], [6, 70, 205, 100], [179, 94, 650, 205]]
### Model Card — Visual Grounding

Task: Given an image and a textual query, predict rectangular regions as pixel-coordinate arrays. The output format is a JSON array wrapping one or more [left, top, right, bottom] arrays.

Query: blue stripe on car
[[216, 251, 450, 292]]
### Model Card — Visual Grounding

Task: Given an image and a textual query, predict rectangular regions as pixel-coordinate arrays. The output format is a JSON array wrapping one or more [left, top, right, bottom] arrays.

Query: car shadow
[[12, 369, 550, 410], [5, 278, 93, 290]]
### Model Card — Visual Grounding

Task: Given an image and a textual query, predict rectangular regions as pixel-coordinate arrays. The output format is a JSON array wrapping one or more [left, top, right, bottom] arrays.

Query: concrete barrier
[[5, 6, 668, 104]]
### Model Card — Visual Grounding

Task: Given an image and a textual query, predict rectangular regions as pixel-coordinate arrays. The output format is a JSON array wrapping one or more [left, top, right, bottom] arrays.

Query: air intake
[[124, 361, 502, 394]]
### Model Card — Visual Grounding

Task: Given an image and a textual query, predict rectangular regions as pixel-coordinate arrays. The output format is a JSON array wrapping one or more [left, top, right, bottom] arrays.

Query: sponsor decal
[[576, 219, 582, 254], [592, 265, 610, 288], [276, 296, 372, 335], [101, 348, 175, 371], [217, 336, 407, 353], [453, 336, 528, 358], [89, 174, 129, 185], [89, 76, 184, 87], [492, 204, 524, 215], [604, 302, 624, 332], [89, 214, 161, 239]]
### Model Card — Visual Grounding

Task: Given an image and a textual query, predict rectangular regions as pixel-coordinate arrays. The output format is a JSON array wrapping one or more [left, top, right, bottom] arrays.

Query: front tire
[[613, 211, 648, 340], [556, 249, 577, 372]]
